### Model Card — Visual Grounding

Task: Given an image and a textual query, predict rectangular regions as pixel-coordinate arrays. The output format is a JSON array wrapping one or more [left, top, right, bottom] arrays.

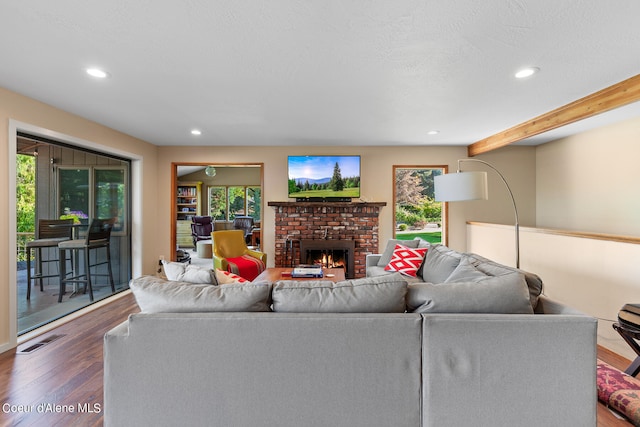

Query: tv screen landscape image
[[288, 155, 361, 199]]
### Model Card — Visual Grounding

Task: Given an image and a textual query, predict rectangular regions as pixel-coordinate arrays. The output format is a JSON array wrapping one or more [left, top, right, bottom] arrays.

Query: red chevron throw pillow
[[384, 244, 428, 277]]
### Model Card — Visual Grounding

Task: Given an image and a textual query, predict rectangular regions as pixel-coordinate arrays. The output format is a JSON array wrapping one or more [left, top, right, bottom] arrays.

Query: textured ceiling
[[1, 1, 639, 147]]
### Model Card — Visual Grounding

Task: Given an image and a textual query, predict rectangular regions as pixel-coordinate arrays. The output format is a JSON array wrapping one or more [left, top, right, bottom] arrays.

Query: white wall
[[467, 115, 640, 359], [468, 223, 640, 360], [0, 87, 159, 352], [536, 115, 640, 236]]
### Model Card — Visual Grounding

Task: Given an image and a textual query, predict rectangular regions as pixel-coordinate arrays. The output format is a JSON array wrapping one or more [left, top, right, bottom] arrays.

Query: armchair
[[232, 215, 255, 244], [211, 229, 266, 281], [191, 216, 213, 248]]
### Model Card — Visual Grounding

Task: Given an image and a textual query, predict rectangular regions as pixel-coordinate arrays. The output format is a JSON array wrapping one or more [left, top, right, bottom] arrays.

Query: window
[[209, 186, 261, 222], [58, 166, 128, 235], [393, 166, 447, 244], [95, 168, 127, 233]]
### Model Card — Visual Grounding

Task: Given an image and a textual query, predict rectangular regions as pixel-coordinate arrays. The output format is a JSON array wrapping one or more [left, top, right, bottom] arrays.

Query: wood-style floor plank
[[0, 292, 139, 426], [0, 292, 635, 426]]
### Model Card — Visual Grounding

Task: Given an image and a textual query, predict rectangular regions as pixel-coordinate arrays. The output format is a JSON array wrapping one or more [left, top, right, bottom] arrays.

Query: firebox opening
[[305, 250, 348, 270]]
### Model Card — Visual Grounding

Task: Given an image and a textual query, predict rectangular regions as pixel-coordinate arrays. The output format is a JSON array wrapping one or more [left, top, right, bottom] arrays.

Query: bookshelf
[[176, 181, 202, 247]]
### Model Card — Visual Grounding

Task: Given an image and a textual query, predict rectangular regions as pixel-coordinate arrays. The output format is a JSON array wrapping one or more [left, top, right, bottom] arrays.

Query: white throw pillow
[[162, 260, 217, 285]]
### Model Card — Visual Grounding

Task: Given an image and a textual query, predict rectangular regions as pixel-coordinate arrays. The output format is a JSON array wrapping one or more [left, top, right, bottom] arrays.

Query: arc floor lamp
[[434, 159, 520, 268]]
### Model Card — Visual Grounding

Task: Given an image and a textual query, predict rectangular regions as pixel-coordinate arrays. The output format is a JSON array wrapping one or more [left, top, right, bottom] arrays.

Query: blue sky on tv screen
[[288, 156, 360, 180]]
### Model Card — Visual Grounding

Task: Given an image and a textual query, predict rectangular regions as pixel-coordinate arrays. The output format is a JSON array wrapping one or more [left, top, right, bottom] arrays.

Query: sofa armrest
[[534, 294, 588, 315], [366, 254, 382, 268], [421, 313, 597, 426]]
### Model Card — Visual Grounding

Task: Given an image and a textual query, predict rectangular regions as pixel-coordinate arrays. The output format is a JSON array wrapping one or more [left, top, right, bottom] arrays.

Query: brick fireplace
[[268, 201, 386, 278]]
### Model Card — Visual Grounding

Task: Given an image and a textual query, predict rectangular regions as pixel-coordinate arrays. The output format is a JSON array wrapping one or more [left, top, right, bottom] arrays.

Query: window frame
[[392, 165, 448, 245], [208, 185, 262, 222]]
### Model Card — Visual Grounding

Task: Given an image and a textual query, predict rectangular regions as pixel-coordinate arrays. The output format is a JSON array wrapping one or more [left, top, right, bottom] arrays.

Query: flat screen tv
[[288, 155, 361, 200]]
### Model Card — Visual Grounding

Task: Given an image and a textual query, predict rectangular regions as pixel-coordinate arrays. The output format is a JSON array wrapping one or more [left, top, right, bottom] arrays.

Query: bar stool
[[58, 218, 116, 302], [25, 219, 73, 300]]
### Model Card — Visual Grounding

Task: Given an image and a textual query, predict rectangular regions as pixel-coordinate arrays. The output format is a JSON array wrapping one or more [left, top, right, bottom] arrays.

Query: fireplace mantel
[[269, 201, 386, 278], [268, 201, 386, 208]]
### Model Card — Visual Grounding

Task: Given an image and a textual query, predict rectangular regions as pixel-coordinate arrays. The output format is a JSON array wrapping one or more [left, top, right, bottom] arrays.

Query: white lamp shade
[[434, 171, 488, 202]]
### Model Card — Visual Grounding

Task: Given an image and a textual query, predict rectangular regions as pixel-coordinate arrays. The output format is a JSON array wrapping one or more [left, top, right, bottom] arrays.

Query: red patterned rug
[[226, 255, 265, 281], [597, 359, 640, 426]]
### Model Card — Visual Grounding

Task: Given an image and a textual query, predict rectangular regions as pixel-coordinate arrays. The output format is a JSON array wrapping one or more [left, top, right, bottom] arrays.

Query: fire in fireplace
[[299, 239, 355, 279]]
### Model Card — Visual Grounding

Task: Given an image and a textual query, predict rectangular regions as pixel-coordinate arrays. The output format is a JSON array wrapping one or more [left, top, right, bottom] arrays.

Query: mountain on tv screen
[[288, 155, 361, 199]]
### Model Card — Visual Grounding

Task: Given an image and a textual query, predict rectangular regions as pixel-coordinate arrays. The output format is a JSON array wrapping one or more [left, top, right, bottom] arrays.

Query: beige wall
[[0, 87, 159, 352], [469, 115, 640, 358], [536, 115, 640, 236], [158, 145, 538, 267], [1, 86, 539, 353]]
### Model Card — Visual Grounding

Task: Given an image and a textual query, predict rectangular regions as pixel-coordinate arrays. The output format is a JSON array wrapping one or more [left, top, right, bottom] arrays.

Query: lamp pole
[[456, 159, 520, 268]]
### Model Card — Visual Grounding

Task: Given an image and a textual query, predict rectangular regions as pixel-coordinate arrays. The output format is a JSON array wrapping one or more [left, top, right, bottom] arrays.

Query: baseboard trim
[[17, 290, 132, 345]]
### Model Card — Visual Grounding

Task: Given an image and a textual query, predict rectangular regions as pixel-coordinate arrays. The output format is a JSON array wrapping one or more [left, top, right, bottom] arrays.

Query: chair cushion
[[27, 237, 70, 248], [226, 255, 265, 281], [130, 275, 271, 313], [272, 273, 408, 313], [57, 238, 87, 249]]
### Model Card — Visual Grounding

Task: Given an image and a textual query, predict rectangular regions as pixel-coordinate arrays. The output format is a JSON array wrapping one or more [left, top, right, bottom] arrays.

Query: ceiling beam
[[467, 73, 640, 157]]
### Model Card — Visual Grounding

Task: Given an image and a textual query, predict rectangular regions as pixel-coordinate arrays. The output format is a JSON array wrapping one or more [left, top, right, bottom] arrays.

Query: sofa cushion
[[464, 252, 543, 309], [272, 273, 408, 313], [384, 244, 428, 277], [406, 271, 533, 314], [130, 275, 271, 313], [420, 244, 462, 283], [162, 261, 217, 285], [377, 239, 419, 266]]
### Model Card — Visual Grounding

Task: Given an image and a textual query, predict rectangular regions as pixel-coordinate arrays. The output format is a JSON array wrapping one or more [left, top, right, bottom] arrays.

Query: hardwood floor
[[0, 292, 635, 426], [0, 292, 139, 426]]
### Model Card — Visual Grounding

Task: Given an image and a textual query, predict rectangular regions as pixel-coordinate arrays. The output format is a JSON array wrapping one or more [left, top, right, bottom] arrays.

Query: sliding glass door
[[17, 135, 132, 335]]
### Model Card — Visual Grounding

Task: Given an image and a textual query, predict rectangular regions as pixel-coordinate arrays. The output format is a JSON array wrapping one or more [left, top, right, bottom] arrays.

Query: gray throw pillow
[[130, 275, 271, 313], [444, 258, 488, 282], [414, 237, 431, 249], [272, 273, 408, 313], [377, 239, 419, 266], [420, 244, 462, 283], [465, 253, 544, 309], [406, 272, 533, 314]]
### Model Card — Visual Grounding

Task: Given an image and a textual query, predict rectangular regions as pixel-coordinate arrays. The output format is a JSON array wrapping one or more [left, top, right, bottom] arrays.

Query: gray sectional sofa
[[104, 241, 597, 427]]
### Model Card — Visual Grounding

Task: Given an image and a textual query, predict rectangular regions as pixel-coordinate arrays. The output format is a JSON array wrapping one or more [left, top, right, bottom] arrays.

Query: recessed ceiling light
[[86, 68, 110, 78], [427, 130, 440, 135], [191, 129, 202, 136], [515, 67, 540, 79]]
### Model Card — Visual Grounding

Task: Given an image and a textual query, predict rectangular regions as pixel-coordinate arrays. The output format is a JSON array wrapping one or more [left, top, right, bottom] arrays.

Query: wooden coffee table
[[255, 267, 346, 283]]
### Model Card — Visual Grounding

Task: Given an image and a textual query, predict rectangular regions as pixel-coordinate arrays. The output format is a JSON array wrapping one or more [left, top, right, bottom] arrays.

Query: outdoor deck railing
[[17, 232, 35, 263]]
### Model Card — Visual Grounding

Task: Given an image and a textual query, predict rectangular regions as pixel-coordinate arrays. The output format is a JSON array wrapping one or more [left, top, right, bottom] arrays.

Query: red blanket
[[226, 255, 265, 281]]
